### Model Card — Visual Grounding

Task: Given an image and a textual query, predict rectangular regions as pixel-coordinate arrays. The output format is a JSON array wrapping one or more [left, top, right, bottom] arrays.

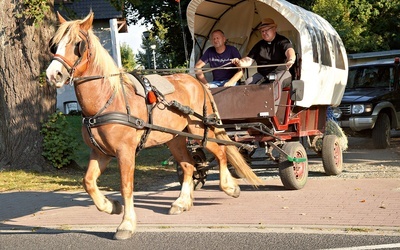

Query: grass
[[344, 227, 374, 233], [0, 115, 177, 192]]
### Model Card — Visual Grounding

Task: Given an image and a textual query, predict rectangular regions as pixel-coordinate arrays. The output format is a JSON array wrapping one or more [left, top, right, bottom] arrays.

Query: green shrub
[[41, 112, 78, 168]]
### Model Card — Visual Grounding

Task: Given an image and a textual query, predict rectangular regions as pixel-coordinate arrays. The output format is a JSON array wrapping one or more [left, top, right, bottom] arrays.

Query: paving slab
[[1, 178, 399, 233]]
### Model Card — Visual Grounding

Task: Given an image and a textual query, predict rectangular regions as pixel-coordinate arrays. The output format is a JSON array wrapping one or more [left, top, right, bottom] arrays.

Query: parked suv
[[334, 58, 400, 149]]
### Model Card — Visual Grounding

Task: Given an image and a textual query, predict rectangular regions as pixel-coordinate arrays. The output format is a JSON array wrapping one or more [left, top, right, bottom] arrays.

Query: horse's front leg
[[83, 150, 122, 214], [166, 136, 194, 215], [113, 150, 137, 240]]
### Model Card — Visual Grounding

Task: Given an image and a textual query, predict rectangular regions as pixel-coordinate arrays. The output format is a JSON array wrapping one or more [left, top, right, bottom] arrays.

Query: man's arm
[[223, 69, 243, 87], [194, 60, 208, 85], [285, 48, 296, 69], [224, 47, 244, 86], [232, 57, 254, 67]]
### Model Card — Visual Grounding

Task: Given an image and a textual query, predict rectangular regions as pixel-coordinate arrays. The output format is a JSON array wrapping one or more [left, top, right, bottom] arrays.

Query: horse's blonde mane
[[52, 15, 131, 91]]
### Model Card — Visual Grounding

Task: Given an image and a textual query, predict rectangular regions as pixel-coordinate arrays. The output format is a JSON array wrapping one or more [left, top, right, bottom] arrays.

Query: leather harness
[[50, 29, 254, 156]]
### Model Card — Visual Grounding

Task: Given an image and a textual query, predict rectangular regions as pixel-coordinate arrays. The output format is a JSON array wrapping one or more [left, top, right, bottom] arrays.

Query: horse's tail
[[214, 127, 264, 187]]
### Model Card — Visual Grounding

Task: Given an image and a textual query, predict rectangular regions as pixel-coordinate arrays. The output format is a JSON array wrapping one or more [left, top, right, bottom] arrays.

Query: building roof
[[55, 0, 123, 20], [347, 50, 400, 60]]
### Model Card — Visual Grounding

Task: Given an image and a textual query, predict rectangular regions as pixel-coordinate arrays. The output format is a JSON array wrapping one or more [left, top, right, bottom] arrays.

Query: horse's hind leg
[[204, 142, 240, 198], [166, 136, 194, 215], [83, 150, 122, 215]]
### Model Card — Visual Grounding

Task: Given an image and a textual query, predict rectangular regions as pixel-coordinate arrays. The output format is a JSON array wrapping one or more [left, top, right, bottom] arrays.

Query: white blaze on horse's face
[[46, 36, 69, 88]]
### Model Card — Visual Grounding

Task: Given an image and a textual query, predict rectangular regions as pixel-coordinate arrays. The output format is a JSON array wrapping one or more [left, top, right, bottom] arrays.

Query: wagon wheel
[[176, 148, 208, 190], [279, 142, 308, 190], [311, 135, 323, 155], [239, 145, 256, 163], [322, 135, 343, 175], [227, 166, 240, 179]]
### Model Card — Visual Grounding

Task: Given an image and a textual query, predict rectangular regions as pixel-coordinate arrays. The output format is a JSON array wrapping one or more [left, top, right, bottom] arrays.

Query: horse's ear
[[80, 12, 94, 31], [57, 11, 66, 24]]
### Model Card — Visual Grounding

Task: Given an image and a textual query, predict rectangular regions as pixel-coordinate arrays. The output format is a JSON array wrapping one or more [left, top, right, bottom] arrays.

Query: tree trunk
[[0, 1, 57, 170]]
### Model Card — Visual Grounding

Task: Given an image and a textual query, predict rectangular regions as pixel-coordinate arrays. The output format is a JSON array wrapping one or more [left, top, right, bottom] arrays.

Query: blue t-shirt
[[200, 45, 241, 81]]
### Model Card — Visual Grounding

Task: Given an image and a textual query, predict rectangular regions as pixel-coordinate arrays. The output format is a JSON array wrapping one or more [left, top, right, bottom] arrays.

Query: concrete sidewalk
[[1, 178, 399, 233]]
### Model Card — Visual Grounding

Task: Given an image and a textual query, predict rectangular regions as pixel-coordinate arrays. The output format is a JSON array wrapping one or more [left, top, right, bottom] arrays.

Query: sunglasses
[[260, 27, 275, 34]]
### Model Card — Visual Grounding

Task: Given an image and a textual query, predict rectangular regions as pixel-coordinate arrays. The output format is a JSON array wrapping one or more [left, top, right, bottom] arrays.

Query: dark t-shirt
[[247, 33, 293, 76], [200, 45, 241, 81]]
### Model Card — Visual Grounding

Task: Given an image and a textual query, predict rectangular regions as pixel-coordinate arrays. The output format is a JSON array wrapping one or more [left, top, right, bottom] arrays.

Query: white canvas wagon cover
[[187, 0, 348, 107]]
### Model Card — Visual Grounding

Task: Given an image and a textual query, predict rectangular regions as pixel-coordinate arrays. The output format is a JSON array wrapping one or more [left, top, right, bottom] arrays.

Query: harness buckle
[[82, 117, 96, 126], [134, 119, 144, 128], [88, 118, 95, 126]]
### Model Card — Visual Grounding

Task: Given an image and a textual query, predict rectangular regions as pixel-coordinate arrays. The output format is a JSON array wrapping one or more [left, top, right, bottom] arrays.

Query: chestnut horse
[[46, 12, 262, 240]]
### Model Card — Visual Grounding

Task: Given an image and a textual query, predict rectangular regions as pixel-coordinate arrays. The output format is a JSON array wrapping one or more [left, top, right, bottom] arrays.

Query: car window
[[347, 65, 394, 89]]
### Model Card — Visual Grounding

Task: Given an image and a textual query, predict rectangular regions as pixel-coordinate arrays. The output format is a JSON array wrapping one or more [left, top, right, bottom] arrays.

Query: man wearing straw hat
[[195, 29, 243, 88], [232, 18, 296, 111]]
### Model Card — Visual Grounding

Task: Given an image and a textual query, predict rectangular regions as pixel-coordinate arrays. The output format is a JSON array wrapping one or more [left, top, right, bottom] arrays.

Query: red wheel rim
[[333, 141, 342, 168], [293, 150, 305, 179]]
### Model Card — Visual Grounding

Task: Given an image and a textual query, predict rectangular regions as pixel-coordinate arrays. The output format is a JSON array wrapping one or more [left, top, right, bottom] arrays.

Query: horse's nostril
[[55, 71, 63, 82]]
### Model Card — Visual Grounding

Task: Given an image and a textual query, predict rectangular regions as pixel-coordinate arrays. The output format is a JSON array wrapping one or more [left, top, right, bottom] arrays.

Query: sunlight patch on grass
[[0, 170, 84, 192], [0, 116, 179, 192]]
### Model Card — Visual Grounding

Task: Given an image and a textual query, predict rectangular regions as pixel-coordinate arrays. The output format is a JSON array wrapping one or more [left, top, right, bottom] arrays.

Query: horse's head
[[46, 12, 94, 87]]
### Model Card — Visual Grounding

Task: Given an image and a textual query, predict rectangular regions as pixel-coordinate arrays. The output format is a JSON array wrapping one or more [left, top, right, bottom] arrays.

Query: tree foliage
[[17, 0, 51, 26], [41, 112, 78, 169], [124, 0, 191, 68], [120, 42, 137, 71], [125, 0, 400, 65], [290, 0, 316, 10], [136, 27, 180, 70], [312, 0, 400, 53]]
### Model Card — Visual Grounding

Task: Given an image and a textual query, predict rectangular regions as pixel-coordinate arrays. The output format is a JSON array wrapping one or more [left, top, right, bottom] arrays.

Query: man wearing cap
[[195, 29, 243, 88], [232, 18, 296, 111]]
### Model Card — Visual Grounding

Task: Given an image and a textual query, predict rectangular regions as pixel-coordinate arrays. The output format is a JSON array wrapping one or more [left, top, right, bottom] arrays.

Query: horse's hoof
[[168, 205, 184, 215], [232, 186, 240, 198], [111, 199, 123, 214], [223, 185, 240, 198], [113, 230, 133, 240]]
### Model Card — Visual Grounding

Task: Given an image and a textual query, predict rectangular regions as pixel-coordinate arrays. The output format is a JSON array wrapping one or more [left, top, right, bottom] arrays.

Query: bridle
[[50, 29, 91, 84]]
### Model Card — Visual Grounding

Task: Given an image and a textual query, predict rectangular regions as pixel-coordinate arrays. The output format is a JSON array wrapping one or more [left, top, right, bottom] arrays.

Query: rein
[[82, 112, 253, 151], [138, 63, 287, 74], [72, 73, 121, 85]]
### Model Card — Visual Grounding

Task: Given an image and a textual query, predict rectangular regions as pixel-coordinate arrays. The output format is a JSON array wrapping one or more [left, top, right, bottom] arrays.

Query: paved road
[[1, 230, 400, 250], [1, 178, 399, 231], [0, 135, 399, 248], [1, 178, 400, 249]]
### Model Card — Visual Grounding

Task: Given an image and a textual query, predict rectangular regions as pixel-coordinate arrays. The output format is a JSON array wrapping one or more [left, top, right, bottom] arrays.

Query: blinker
[[49, 38, 57, 54], [76, 40, 87, 57]]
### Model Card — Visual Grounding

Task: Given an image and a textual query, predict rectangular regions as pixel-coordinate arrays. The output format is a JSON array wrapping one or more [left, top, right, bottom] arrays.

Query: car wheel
[[372, 113, 391, 149]]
